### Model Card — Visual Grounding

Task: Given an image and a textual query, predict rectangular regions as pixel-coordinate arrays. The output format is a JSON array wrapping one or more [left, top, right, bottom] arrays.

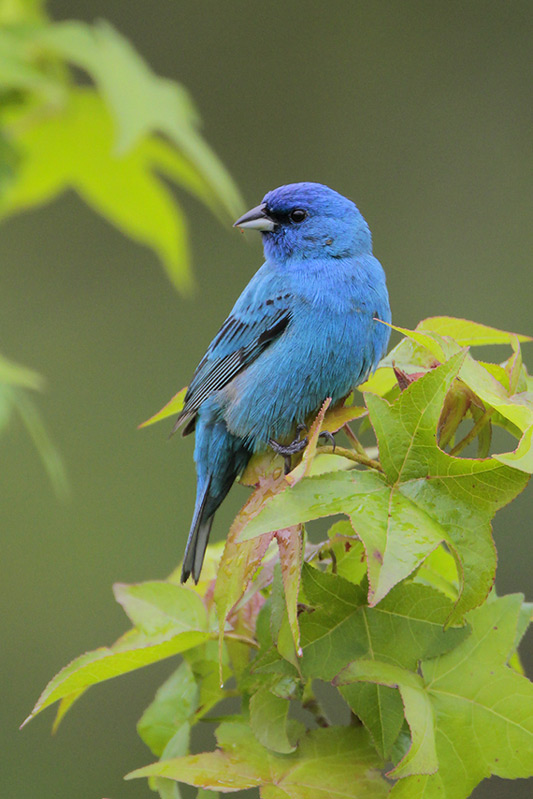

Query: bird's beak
[[233, 203, 276, 232]]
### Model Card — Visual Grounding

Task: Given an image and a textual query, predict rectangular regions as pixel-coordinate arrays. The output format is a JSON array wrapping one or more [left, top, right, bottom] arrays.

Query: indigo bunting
[[175, 182, 391, 583]]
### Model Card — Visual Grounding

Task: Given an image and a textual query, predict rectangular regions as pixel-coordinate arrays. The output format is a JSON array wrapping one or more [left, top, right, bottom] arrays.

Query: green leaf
[[237, 469, 447, 607], [316, 521, 367, 585], [322, 402, 368, 432], [2, 90, 194, 291], [37, 20, 243, 217], [458, 352, 533, 434], [184, 639, 232, 719], [0, 25, 63, 99], [411, 544, 459, 601], [270, 564, 300, 670], [6, 384, 68, 497], [23, 627, 208, 727], [215, 474, 285, 664], [494, 423, 533, 474], [113, 581, 208, 636], [139, 387, 187, 429], [334, 660, 437, 779], [51, 689, 86, 734], [23, 581, 211, 727], [298, 566, 468, 756], [365, 353, 529, 619], [154, 723, 192, 799], [126, 719, 389, 798], [249, 687, 297, 753], [388, 594, 533, 798], [416, 316, 532, 346], [137, 661, 198, 757], [276, 526, 303, 655]]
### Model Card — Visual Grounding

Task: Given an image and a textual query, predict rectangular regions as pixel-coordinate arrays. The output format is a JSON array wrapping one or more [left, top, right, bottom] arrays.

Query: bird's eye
[[289, 208, 307, 223]]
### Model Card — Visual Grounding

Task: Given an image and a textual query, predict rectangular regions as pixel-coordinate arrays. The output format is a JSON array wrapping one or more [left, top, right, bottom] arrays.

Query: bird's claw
[[318, 430, 336, 451], [269, 426, 335, 473], [269, 427, 309, 474], [269, 437, 309, 456]]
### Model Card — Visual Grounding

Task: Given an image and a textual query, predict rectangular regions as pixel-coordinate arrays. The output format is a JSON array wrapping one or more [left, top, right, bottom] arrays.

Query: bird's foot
[[270, 426, 336, 474], [269, 424, 308, 474]]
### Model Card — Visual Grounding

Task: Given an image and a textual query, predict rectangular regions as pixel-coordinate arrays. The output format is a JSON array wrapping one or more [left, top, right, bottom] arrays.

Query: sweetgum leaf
[[6, 384, 68, 497], [416, 316, 532, 346], [299, 566, 468, 756], [0, 353, 44, 390], [276, 526, 303, 655], [2, 90, 194, 291], [24, 582, 209, 726], [321, 402, 367, 432], [334, 660, 437, 779], [249, 687, 297, 753], [22, 627, 208, 726], [387, 594, 533, 798], [411, 544, 459, 601], [137, 661, 198, 757], [316, 521, 367, 584], [184, 640, 232, 718], [215, 475, 282, 661], [237, 469, 447, 606], [458, 353, 533, 434], [36, 20, 243, 217], [126, 719, 388, 798], [367, 355, 529, 621], [377, 324, 533, 442], [114, 581, 208, 636]]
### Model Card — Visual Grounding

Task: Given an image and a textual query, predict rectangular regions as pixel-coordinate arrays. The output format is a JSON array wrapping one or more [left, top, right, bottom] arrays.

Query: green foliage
[[25, 317, 533, 798], [0, 350, 66, 494], [0, 5, 243, 291]]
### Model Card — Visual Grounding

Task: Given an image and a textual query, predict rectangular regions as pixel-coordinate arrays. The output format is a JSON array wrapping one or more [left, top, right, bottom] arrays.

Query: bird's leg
[[269, 424, 308, 474]]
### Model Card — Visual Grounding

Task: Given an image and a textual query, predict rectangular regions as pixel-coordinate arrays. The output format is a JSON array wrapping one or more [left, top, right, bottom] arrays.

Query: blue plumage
[[176, 182, 391, 582]]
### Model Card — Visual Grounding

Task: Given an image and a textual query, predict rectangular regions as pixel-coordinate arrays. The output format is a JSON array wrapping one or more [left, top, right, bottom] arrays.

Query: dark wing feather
[[173, 306, 290, 435]]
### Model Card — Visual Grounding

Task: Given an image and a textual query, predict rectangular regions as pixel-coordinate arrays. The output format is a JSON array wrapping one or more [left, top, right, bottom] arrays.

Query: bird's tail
[[181, 419, 251, 584], [181, 475, 215, 584]]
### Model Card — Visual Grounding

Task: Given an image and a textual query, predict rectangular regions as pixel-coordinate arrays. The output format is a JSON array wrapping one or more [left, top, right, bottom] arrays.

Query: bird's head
[[233, 182, 372, 262]]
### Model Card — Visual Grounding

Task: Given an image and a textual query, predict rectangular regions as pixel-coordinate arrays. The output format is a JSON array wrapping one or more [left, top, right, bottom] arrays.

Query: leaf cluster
[[25, 317, 533, 798], [0, 2, 243, 291]]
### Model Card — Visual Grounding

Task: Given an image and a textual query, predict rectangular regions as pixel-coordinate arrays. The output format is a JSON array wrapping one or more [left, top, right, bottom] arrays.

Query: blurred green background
[[3, 2, 532, 797]]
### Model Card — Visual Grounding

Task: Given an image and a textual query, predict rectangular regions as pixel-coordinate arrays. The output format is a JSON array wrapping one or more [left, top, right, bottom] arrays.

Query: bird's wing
[[174, 302, 291, 435]]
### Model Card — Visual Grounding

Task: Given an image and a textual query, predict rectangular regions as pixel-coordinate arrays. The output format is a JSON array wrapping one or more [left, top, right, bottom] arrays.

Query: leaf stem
[[317, 444, 383, 472], [222, 632, 259, 648], [343, 423, 368, 457]]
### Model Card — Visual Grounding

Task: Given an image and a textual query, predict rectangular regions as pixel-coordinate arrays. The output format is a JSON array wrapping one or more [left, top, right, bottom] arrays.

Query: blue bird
[[174, 182, 391, 583]]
